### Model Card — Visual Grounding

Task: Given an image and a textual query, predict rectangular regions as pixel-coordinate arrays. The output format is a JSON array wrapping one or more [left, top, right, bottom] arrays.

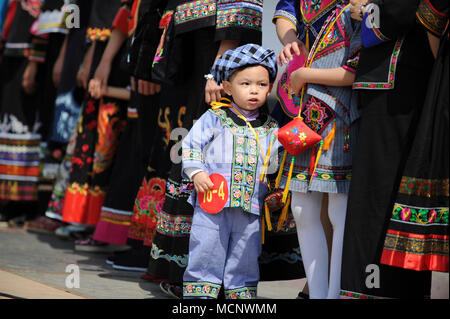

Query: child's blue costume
[[182, 104, 280, 299], [181, 44, 280, 299]]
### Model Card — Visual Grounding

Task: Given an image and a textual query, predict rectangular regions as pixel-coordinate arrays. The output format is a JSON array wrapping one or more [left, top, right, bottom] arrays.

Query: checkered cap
[[211, 43, 278, 84]]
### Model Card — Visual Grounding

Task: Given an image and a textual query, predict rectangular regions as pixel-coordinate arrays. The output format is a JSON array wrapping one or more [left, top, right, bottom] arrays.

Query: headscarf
[[211, 43, 278, 84]]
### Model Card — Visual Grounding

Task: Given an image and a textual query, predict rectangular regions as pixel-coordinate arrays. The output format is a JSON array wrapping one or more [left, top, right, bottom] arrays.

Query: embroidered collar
[[300, 0, 340, 24], [223, 106, 268, 128]]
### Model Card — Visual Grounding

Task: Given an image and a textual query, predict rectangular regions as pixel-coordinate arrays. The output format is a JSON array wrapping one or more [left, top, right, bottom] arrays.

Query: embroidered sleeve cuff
[[272, 10, 298, 32], [28, 37, 48, 63], [183, 148, 204, 163], [182, 147, 208, 177], [416, 0, 449, 37], [28, 50, 46, 63], [342, 64, 356, 73], [86, 27, 112, 42], [112, 6, 132, 36], [215, 1, 263, 42], [361, 3, 390, 48], [344, 50, 360, 73]]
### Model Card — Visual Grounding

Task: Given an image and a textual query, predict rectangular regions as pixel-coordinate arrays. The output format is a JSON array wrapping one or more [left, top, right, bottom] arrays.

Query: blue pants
[[183, 207, 262, 299]]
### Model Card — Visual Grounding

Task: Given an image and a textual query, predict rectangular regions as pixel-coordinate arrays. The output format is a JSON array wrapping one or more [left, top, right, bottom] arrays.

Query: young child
[[275, 2, 361, 299], [181, 44, 279, 299]]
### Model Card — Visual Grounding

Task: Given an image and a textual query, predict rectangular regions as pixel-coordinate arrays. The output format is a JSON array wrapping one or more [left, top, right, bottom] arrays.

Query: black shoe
[[160, 282, 182, 299], [106, 249, 131, 265], [7, 214, 27, 228], [112, 247, 149, 272], [297, 292, 310, 299]]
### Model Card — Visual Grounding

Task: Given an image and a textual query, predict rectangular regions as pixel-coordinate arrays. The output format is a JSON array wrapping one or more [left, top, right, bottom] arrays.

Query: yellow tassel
[[77, 115, 83, 133], [309, 140, 323, 187], [277, 194, 291, 231], [265, 203, 272, 231], [275, 151, 287, 189], [306, 26, 310, 51], [323, 120, 336, 151], [261, 216, 265, 244], [282, 156, 295, 204], [210, 97, 232, 110], [259, 137, 274, 182]]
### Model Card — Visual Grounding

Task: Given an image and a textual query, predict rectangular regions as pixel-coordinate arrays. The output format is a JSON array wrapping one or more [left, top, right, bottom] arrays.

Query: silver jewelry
[[204, 74, 214, 81], [359, 3, 367, 19]]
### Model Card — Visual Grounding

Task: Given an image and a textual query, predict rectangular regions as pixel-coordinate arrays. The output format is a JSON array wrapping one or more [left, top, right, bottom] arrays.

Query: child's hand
[[88, 78, 107, 99], [277, 40, 308, 66], [91, 60, 111, 97], [77, 66, 89, 89], [290, 67, 308, 95], [192, 171, 214, 193], [22, 61, 38, 94]]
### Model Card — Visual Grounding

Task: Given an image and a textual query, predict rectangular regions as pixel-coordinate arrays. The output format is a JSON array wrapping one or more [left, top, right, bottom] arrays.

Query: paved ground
[[0, 225, 447, 300], [0, 225, 306, 299]]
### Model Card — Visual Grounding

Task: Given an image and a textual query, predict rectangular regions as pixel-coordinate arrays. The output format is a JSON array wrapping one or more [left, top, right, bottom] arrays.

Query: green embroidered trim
[[183, 282, 221, 298], [353, 39, 403, 89], [225, 286, 257, 299], [182, 148, 204, 163], [340, 290, 385, 299], [283, 169, 352, 182], [174, 0, 216, 26], [230, 133, 258, 213], [156, 210, 192, 237], [391, 203, 449, 225], [398, 177, 449, 198], [150, 243, 189, 268]]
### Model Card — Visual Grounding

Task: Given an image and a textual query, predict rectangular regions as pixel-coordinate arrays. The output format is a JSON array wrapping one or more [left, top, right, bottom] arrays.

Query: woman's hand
[[52, 53, 64, 87], [138, 79, 161, 96], [131, 76, 136, 92], [22, 61, 38, 94], [290, 67, 308, 95], [89, 60, 111, 98], [350, 0, 369, 21], [88, 78, 106, 99], [192, 171, 214, 194], [77, 42, 95, 89], [76, 65, 89, 89], [205, 78, 223, 104], [277, 40, 308, 66], [52, 35, 68, 87], [204, 39, 240, 104]]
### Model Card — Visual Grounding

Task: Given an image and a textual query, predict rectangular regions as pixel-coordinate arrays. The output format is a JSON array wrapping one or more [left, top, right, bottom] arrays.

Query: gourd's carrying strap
[[211, 98, 274, 187]]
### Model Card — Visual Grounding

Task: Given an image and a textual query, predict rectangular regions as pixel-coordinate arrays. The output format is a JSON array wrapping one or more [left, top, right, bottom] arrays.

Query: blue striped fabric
[[211, 43, 278, 84]]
